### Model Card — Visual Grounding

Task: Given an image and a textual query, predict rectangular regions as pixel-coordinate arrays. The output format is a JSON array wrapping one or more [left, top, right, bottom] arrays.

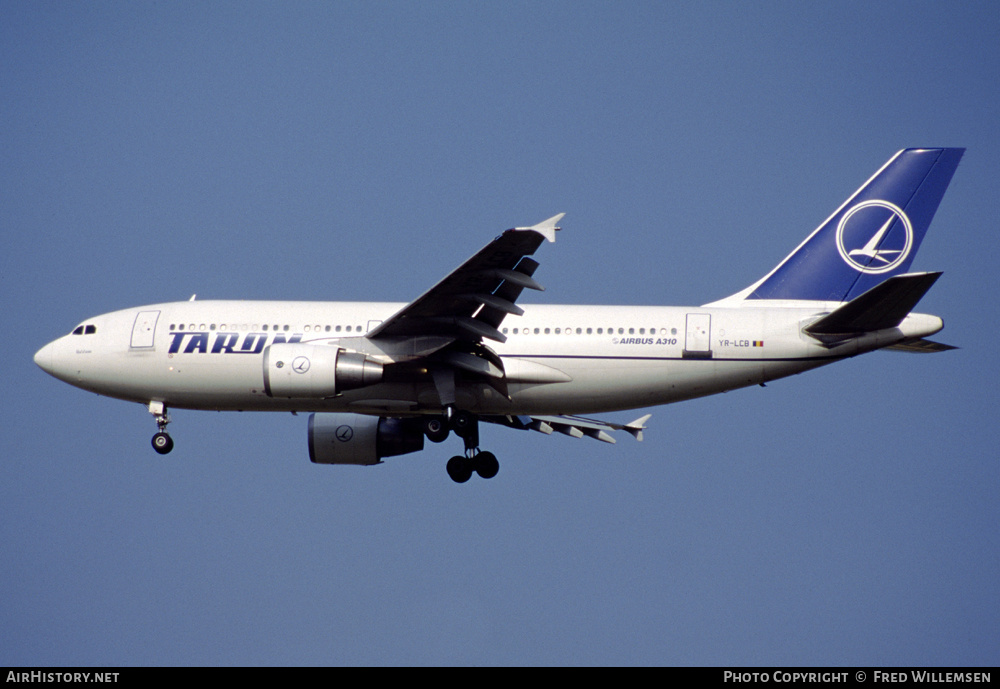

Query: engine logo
[[335, 425, 354, 442], [292, 356, 311, 373]]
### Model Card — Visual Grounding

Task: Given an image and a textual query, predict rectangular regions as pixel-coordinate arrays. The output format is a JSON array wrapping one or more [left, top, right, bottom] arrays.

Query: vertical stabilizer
[[723, 148, 963, 304]]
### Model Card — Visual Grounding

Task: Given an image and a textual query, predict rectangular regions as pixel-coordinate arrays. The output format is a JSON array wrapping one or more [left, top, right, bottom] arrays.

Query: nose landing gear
[[148, 401, 174, 455]]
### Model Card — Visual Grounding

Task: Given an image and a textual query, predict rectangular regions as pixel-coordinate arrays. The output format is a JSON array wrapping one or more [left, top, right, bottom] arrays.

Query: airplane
[[34, 147, 963, 483]]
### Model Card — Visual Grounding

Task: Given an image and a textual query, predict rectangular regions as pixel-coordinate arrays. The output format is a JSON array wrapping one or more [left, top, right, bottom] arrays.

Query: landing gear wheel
[[152, 432, 174, 455], [424, 417, 450, 443], [148, 402, 173, 455], [444, 410, 495, 483], [451, 410, 476, 439], [475, 451, 499, 479], [446, 455, 473, 483]]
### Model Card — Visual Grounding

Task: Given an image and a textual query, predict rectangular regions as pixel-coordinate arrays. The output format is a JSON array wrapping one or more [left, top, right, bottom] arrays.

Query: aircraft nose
[[34, 338, 75, 382], [34, 341, 56, 375]]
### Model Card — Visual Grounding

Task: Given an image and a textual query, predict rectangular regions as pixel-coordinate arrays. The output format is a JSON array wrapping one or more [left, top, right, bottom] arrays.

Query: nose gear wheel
[[148, 401, 174, 455]]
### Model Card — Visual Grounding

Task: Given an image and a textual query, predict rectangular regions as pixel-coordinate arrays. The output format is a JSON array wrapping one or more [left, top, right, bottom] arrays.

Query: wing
[[366, 214, 564, 344], [484, 413, 652, 444]]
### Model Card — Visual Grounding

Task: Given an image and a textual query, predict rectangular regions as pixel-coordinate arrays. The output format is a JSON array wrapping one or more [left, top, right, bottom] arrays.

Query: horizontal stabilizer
[[884, 338, 958, 353], [804, 272, 942, 336]]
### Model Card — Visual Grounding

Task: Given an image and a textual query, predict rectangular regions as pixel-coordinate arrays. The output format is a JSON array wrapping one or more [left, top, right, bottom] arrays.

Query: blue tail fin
[[741, 148, 963, 303]]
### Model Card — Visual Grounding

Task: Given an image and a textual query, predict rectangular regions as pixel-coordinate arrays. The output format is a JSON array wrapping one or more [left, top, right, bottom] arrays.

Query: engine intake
[[308, 413, 424, 465], [263, 343, 383, 398]]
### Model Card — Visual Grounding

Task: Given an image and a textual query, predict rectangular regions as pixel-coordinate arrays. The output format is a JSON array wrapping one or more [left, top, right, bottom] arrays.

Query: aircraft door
[[130, 310, 160, 349], [683, 313, 712, 359]]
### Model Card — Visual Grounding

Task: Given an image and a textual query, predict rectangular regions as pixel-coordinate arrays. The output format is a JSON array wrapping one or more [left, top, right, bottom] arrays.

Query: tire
[[424, 417, 450, 443], [475, 451, 499, 479], [446, 455, 473, 483], [152, 432, 174, 455], [450, 410, 475, 439]]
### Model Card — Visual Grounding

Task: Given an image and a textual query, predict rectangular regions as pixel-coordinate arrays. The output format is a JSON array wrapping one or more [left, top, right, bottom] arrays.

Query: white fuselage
[[34, 300, 944, 417]]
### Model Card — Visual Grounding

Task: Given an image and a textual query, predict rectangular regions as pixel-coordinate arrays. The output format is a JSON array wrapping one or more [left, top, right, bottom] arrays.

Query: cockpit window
[[72, 324, 97, 335]]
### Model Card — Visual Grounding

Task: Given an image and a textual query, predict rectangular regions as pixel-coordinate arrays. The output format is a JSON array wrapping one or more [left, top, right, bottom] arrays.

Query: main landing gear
[[424, 408, 499, 483], [148, 401, 174, 455]]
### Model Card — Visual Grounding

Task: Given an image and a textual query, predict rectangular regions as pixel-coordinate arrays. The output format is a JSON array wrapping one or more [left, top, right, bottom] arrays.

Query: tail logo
[[835, 200, 913, 274]]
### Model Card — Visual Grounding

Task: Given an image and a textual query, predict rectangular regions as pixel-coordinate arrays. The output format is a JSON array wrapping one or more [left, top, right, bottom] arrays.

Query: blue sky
[[3, 1, 998, 666]]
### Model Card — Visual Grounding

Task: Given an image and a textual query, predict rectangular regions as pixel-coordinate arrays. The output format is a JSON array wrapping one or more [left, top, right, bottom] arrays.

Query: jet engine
[[263, 343, 383, 398], [308, 413, 425, 465]]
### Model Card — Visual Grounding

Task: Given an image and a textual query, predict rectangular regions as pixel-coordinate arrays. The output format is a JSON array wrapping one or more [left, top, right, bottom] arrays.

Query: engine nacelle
[[308, 413, 425, 465], [263, 343, 383, 398]]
